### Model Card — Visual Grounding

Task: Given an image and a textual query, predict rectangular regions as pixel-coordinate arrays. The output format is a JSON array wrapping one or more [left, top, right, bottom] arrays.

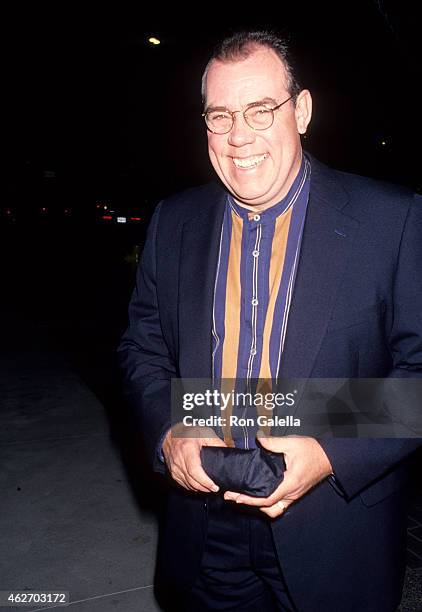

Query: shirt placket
[[240, 212, 269, 447]]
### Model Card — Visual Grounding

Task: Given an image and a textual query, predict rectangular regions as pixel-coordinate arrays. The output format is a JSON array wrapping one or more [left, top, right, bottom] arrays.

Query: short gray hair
[[201, 30, 301, 105]]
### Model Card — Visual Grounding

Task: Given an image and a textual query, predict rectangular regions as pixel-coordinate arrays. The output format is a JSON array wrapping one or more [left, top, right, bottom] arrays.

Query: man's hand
[[224, 436, 333, 517], [163, 424, 227, 493]]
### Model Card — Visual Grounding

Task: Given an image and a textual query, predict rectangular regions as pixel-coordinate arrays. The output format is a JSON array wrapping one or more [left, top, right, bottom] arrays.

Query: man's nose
[[227, 112, 256, 146]]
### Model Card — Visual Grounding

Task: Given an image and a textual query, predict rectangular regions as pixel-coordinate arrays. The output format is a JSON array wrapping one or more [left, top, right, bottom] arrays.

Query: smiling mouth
[[232, 154, 268, 169]]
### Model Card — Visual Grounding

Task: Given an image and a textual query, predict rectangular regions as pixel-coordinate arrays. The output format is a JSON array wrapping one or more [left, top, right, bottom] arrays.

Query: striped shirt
[[212, 154, 311, 448]]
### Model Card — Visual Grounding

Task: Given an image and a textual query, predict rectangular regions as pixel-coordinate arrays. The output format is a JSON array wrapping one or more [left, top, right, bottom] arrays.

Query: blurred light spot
[[381, 140, 387, 146], [148, 37, 161, 45]]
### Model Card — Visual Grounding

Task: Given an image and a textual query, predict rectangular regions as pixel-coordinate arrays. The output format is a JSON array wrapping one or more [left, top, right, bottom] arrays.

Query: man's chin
[[231, 190, 275, 211]]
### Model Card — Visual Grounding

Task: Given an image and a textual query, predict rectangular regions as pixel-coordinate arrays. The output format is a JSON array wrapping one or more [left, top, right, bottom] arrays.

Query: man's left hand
[[224, 436, 333, 518]]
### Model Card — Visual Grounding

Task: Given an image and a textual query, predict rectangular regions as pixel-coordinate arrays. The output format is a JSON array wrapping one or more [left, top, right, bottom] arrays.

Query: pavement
[[0, 314, 421, 612], [0, 313, 163, 611]]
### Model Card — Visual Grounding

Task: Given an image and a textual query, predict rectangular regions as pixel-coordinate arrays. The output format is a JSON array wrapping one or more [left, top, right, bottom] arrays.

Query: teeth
[[233, 154, 268, 168]]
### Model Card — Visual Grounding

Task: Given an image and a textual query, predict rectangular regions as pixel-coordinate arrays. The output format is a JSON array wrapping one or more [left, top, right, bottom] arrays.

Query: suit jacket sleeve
[[118, 201, 173, 475], [319, 195, 422, 499]]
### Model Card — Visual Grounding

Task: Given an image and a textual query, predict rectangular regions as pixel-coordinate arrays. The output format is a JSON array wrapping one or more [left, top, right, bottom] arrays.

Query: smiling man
[[118, 30, 422, 611], [204, 45, 311, 210]]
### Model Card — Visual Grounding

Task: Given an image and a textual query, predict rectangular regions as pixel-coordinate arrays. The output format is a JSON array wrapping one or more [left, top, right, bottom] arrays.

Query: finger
[[172, 471, 197, 491], [172, 462, 212, 492], [224, 477, 294, 506], [191, 475, 219, 493], [186, 478, 217, 493], [223, 491, 241, 502], [186, 461, 220, 492], [260, 499, 291, 518], [169, 442, 220, 493], [224, 491, 272, 506], [166, 453, 205, 492], [185, 473, 219, 493]]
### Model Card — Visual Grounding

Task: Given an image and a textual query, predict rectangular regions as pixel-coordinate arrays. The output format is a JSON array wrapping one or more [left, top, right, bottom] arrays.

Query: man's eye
[[249, 107, 271, 118], [210, 112, 230, 122]]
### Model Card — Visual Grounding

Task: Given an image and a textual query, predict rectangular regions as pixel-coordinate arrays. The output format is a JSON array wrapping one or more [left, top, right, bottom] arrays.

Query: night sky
[[3, 1, 421, 218]]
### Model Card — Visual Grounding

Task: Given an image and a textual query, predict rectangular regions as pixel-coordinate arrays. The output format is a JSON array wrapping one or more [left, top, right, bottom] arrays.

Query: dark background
[[1, 2, 421, 458], [4, 1, 421, 209]]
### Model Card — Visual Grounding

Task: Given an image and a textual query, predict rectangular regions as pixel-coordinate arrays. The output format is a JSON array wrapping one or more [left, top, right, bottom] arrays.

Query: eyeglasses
[[202, 95, 294, 135]]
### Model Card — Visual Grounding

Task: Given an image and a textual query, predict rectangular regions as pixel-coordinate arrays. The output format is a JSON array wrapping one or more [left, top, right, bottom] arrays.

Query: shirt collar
[[228, 153, 308, 222]]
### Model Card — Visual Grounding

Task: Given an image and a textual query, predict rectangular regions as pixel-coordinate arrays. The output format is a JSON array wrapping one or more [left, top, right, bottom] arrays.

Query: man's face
[[204, 47, 312, 211]]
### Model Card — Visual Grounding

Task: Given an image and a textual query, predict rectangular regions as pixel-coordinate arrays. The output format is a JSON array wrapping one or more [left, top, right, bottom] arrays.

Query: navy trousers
[[184, 496, 297, 611]]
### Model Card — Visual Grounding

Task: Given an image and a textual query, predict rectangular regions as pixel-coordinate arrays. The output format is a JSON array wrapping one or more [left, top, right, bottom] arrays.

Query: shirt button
[[252, 250, 259, 258], [250, 348, 257, 356], [251, 298, 258, 306], [253, 214, 261, 221]]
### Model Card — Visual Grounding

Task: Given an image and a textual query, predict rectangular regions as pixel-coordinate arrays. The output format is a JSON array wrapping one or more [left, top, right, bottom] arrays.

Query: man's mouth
[[232, 154, 268, 169]]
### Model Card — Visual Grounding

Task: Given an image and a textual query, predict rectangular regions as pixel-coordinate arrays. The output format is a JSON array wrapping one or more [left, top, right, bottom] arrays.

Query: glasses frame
[[202, 95, 294, 135]]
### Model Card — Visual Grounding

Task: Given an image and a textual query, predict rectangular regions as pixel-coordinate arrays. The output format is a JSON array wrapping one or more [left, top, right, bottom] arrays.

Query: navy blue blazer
[[118, 156, 422, 611]]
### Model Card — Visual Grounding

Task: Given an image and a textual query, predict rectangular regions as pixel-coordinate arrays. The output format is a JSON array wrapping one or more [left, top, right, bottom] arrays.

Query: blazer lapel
[[178, 184, 226, 378], [279, 159, 359, 379]]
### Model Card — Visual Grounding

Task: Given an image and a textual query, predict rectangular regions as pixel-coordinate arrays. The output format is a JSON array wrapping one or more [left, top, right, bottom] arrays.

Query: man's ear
[[295, 89, 312, 134]]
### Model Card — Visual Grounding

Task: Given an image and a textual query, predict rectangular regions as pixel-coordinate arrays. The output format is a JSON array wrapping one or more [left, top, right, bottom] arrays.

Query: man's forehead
[[205, 49, 288, 101], [205, 73, 286, 109]]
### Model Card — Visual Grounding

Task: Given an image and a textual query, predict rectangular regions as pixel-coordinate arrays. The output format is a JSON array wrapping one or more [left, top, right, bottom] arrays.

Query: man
[[118, 30, 422, 611]]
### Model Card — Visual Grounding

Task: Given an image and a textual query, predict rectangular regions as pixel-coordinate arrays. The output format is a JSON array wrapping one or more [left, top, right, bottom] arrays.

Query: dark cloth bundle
[[200, 446, 285, 497]]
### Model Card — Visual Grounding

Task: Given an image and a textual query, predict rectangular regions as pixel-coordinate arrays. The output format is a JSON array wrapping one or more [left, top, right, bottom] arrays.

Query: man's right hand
[[162, 424, 227, 493]]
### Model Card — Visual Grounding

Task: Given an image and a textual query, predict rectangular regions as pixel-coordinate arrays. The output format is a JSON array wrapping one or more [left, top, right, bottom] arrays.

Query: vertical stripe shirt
[[212, 154, 311, 448]]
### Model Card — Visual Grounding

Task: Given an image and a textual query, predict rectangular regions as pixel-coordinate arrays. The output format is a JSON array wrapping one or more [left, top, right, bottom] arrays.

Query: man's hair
[[201, 30, 301, 104]]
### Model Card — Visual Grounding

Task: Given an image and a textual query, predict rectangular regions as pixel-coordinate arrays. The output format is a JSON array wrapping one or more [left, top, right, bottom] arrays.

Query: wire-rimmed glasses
[[203, 95, 293, 134]]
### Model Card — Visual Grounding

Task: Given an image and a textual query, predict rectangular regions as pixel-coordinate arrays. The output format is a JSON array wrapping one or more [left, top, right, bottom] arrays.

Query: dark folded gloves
[[200, 446, 285, 497]]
